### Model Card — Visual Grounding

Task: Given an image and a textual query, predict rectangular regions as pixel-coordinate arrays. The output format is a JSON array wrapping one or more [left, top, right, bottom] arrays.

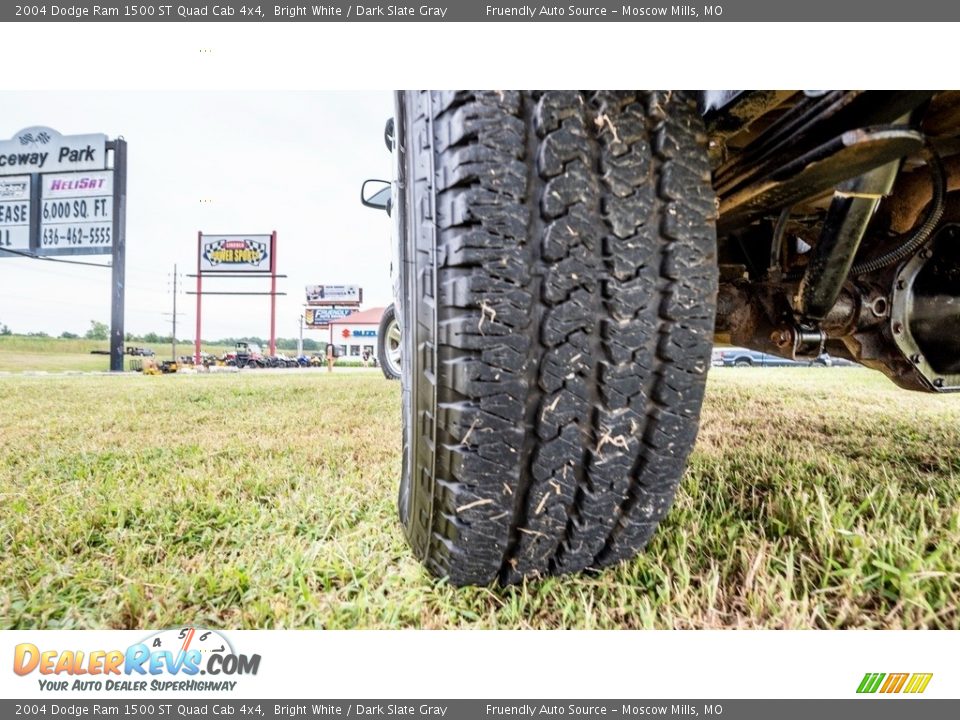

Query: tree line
[[0, 319, 326, 352]]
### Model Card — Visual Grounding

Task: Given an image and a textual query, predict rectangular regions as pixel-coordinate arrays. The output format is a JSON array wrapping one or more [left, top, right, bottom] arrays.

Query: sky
[[0, 91, 394, 340]]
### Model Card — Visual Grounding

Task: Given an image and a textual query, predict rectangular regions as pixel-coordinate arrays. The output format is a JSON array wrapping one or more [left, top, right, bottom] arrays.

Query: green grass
[[1, 368, 958, 629], [0, 336, 237, 373]]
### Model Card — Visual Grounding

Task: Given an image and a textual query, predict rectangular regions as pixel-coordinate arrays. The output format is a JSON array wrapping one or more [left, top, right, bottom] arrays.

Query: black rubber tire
[[734, 358, 752, 367], [395, 91, 718, 586], [378, 304, 401, 380]]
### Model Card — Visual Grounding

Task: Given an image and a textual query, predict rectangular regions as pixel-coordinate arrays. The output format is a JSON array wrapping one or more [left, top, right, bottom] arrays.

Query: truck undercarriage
[[706, 90, 960, 392]]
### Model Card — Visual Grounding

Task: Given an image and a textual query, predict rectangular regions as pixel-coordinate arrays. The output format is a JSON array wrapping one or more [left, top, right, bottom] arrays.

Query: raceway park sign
[[0, 127, 118, 258], [200, 235, 272, 272], [0, 127, 106, 176]]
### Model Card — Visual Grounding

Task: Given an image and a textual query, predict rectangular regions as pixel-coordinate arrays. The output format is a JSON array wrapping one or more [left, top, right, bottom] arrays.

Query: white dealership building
[[327, 306, 385, 361]]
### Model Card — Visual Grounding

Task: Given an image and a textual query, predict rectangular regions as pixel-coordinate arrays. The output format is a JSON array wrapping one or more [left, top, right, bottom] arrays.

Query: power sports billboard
[[200, 234, 273, 272], [0, 127, 119, 257], [306, 284, 362, 305]]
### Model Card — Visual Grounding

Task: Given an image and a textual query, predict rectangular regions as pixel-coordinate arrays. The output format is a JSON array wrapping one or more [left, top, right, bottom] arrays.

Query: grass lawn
[[1, 367, 958, 629]]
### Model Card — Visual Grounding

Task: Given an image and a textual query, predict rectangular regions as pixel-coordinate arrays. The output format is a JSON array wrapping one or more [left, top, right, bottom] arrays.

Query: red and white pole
[[269, 230, 277, 356], [195, 231, 202, 365]]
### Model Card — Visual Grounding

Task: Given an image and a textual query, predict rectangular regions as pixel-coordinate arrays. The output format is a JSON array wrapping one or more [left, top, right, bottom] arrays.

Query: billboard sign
[[0, 175, 31, 251], [0, 128, 119, 258], [305, 307, 354, 327], [0, 129, 126, 369], [306, 284, 362, 305], [39, 171, 114, 251], [200, 234, 273, 272], [0, 127, 107, 176]]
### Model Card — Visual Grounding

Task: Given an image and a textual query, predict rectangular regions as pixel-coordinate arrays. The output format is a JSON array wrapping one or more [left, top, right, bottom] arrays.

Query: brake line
[[850, 145, 946, 276]]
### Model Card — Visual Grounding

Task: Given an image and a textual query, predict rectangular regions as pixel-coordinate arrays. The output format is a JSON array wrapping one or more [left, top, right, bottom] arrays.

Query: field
[[1, 367, 958, 629], [0, 336, 236, 373]]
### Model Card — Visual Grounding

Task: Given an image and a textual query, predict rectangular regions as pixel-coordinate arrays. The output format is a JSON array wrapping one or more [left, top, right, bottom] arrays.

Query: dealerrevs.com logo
[[857, 673, 933, 694], [13, 627, 261, 692]]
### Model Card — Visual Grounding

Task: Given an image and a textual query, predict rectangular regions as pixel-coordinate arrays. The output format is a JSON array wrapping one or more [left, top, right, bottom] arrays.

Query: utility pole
[[298, 313, 304, 357], [171, 263, 178, 362], [162, 263, 184, 362]]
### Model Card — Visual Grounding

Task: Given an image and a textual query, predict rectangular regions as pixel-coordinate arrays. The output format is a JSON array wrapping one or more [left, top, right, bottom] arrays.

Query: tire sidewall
[[395, 92, 416, 534]]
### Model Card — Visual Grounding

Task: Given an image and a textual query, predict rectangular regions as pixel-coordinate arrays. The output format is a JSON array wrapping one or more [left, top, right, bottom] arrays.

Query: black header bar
[[4, 0, 960, 22]]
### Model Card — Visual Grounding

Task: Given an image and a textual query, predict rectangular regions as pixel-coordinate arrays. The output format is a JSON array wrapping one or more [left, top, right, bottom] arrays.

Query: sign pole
[[109, 139, 127, 373], [195, 231, 203, 365], [298, 313, 303, 357], [269, 230, 277, 356], [171, 263, 178, 363]]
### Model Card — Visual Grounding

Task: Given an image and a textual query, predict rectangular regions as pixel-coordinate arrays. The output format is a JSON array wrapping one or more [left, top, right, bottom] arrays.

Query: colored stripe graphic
[[880, 673, 909, 693], [857, 672, 932, 694], [904, 674, 934, 694], [857, 673, 885, 693]]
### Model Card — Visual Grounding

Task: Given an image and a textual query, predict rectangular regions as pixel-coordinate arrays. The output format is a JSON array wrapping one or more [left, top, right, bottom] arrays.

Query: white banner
[[0, 630, 957, 700]]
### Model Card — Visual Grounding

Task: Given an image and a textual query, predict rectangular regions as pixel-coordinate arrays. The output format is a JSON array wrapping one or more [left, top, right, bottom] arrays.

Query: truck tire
[[395, 91, 718, 585], [378, 304, 401, 380]]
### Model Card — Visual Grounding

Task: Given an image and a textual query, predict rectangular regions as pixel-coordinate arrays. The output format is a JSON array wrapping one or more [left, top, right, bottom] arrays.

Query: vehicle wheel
[[378, 304, 402, 380], [247, 360, 257, 369], [734, 358, 752, 367], [395, 91, 718, 585]]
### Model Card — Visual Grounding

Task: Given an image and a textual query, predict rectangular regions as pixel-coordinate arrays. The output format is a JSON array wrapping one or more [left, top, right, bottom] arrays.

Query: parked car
[[715, 347, 831, 367], [125, 346, 155, 357]]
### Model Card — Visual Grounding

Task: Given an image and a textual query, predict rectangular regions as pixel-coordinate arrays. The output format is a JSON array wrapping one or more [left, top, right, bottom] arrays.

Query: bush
[[85, 320, 109, 341], [334, 358, 373, 367]]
